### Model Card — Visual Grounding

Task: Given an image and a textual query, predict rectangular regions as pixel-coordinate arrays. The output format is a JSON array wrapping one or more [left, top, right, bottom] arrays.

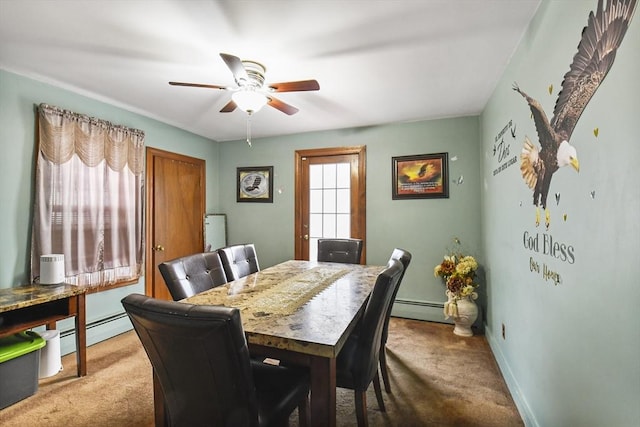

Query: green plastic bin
[[0, 331, 46, 409]]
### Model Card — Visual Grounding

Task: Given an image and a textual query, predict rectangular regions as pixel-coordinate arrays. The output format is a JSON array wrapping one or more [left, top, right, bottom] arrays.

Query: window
[[308, 163, 352, 260], [31, 104, 144, 287]]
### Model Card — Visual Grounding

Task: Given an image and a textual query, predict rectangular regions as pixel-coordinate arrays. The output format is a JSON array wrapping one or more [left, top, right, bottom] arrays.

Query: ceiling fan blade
[[220, 99, 237, 113], [268, 80, 320, 92], [169, 81, 227, 90], [220, 53, 248, 84], [267, 97, 299, 115]]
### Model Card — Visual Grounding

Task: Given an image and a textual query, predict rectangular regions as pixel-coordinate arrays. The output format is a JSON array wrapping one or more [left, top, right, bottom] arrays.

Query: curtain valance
[[38, 103, 145, 175]]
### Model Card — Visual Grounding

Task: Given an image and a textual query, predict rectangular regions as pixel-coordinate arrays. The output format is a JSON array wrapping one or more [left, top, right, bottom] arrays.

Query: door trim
[[294, 145, 366, 261], [144, 147, 206, 297]]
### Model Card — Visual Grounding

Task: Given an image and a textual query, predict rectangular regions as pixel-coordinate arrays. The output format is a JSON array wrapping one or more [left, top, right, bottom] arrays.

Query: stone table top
[[183, 260, 385, 358], [0, 284, 86, 314]]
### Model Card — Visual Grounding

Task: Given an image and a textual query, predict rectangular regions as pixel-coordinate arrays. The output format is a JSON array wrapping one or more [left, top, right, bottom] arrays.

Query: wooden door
[[145, 147, 205, 300], [294, 146, 366, 262]]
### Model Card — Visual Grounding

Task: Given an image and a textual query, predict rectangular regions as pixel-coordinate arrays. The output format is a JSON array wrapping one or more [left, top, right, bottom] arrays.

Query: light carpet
[[0, 318, 523, 426]]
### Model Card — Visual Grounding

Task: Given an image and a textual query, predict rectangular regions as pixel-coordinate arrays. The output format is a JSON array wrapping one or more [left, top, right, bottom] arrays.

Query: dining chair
[[317, 238, 363, 264], [379, 248, 412, 393], [218, 243, 260, 281], [121, 293, 310, 427], [158, 251, 228, 301], [335, 258, 404, 427]]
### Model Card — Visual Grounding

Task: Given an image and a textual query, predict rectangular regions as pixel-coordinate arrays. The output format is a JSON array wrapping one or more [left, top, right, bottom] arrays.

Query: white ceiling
[[0, 0, 540, 142]]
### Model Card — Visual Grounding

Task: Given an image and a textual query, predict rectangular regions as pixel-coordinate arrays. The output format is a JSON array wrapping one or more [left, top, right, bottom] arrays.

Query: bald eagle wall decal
[[514, 0, 637, 229]]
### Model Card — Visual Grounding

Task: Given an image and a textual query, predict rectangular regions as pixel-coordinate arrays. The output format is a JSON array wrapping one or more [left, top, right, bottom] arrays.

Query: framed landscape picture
[[392, 152, 449, 199], [237, 166, 273, 203]]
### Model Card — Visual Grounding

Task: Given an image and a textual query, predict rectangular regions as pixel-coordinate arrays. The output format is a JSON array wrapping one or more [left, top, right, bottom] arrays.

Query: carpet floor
[[0, 318, 523, 426]]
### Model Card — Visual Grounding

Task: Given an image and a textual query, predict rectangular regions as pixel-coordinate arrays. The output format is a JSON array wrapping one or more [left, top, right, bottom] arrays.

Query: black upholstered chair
[[158, 251, 228, 301], [317, 238, 363, 264], [379, 248, 412, 393], [335, 258, 404, 427], [121, 293, 309, 427], [218, 243, 260, 281]]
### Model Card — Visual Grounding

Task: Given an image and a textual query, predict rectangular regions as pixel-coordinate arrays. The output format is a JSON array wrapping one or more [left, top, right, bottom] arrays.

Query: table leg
[[75, 293, 87, 376], [309, 355, 336, 427]]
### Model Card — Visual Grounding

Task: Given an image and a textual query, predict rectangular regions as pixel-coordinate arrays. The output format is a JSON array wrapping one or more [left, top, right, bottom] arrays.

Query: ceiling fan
[[169, 53, 320, 115]]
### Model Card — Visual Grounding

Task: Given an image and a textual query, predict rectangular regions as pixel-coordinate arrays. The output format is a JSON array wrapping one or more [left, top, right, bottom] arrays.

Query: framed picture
[[237, 166, 274, 203], [392, 152, 449, 199]]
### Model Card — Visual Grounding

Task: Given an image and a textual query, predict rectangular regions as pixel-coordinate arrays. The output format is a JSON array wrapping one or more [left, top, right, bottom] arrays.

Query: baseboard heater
[[59, 312, 129, 339], [391, 298, 450, 323], [395, 298, 444, 309]]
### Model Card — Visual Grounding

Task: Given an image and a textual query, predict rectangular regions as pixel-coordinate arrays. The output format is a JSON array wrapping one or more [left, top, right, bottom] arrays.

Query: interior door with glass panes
[[294, 147, 366, 262]]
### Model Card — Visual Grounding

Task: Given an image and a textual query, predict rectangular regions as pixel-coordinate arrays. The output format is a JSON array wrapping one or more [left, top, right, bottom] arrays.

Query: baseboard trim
[[486, 325, 538, 427]]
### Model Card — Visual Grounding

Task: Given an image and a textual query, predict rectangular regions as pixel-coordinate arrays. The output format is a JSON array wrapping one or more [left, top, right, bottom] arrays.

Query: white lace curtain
[[31, 103, 145, 286]]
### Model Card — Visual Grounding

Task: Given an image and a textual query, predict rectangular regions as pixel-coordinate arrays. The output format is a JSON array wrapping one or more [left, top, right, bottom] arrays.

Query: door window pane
[[310, 189, 323, 213], [323, 164, 336, 188], [310, 164, 323, 189], [323, 214, 336, 237], [310, 213, 323, 236], [323, 189, 336, 213], [336, 189, 350, 213], [336, 163, 350, 188], [309, 238, 318, 261], [336, 214, 350, 238]]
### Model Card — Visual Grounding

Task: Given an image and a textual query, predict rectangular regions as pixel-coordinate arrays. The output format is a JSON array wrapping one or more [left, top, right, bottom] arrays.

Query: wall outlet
[[502, 323, 506, 339]]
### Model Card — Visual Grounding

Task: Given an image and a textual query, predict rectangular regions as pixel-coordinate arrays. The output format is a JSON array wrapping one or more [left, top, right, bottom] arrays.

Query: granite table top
[[0, 284, 86, 314], [183, 260, 385, 358]]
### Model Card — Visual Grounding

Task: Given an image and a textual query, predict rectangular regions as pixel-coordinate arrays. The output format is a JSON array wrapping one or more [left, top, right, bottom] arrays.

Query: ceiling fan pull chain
[[246, 113, 252, 147]]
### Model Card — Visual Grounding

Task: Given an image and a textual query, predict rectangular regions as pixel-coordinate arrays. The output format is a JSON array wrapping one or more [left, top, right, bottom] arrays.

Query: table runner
[[227, 266, 350, 315]]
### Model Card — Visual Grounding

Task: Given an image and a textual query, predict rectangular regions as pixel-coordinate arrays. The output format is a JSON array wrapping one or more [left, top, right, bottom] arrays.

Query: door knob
[[153, 245, 165, 251], [303, 235, 309, 241]]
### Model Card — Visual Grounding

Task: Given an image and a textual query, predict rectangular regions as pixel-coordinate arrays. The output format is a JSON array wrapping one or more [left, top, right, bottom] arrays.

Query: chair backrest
[[317, 238, 363, 264], [343, 258, 404, 389], [158, 251, 228, 301], [217, 243, 260, 281], [381, 248, 412, 343], [121, 293, 259, 426]]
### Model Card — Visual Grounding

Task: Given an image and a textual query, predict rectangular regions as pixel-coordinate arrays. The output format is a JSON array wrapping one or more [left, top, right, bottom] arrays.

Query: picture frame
[[392, 152, 449, 199], [237, 166, 274, 203]]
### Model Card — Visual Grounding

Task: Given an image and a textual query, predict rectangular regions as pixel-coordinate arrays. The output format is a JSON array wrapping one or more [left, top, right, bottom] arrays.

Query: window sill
[[82, 278, 139, 295]]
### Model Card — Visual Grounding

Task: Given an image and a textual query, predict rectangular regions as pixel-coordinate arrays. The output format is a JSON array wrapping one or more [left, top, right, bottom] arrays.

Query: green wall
[[480, 1, 639, 426], [218, 118, 482, 322], [0, 69, 220, 350]]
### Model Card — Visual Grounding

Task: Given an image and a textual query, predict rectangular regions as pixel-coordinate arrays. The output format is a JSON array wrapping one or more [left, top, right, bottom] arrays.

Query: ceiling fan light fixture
[[232, 89, 268, 113]]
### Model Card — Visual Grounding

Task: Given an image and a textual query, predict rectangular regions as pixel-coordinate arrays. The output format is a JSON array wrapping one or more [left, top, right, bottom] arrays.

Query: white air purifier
[[39, 330, 62, 378], [40, 254, 65, 285]]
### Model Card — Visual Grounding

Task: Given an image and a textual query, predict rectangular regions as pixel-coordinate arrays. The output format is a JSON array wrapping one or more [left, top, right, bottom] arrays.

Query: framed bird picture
[[392, 153, 449, 200], [237, 166, 273, 203]]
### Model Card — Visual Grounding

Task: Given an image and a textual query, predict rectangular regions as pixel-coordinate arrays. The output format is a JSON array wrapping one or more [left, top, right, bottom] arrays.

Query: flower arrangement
[[434, 242, 479, 318]]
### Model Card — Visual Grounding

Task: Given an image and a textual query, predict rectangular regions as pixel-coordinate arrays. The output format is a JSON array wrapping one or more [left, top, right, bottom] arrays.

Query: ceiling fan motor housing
[[240, 60, 266, 89]]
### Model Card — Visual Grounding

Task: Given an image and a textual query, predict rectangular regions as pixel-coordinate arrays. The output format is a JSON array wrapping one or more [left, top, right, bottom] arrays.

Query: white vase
[[444, 291, 478, 337]]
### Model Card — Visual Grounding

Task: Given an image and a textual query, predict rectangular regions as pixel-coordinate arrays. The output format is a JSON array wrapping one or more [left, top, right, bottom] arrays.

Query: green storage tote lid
[[0, 331, 46, 363]]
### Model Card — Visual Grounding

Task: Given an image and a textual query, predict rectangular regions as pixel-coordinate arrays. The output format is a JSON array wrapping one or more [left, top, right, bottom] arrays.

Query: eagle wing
[[513, 84, 556, 152], [550, 0, 637, 143]]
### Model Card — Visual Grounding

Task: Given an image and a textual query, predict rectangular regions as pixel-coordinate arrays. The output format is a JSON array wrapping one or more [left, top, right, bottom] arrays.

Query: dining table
[[153, 259, 385, 427]]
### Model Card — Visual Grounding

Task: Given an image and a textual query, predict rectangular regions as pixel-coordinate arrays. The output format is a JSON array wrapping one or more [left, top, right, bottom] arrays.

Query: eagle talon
[[545, 209, 551, 230], [535, 208, 541, 227]]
